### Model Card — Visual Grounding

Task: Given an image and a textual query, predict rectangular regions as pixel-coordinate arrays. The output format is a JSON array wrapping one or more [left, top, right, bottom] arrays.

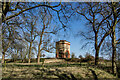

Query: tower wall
[[56, 40, 70, 58]]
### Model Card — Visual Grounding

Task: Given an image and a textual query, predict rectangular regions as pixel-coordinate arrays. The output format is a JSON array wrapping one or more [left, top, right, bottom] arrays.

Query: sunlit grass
[[2, 59, 119, 79]]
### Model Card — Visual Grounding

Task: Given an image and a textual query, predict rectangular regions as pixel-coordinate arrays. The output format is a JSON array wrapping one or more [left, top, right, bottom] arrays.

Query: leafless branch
[[3, 3, 61, 22]]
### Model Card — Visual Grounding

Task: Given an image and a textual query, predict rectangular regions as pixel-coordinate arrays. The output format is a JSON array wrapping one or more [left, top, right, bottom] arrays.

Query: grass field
[[1, 59, 120, 80]]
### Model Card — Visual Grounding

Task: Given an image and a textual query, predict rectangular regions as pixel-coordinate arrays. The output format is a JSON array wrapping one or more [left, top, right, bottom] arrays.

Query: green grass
[[1, 61, 104, 68], [2, 63, 82, 68], [2, 61, 120, 79], [2, 59, 120, 79]]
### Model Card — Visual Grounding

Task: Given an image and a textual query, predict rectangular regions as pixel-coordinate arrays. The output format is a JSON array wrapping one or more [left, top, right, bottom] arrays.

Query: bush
[[71, 58, 80, 62], [71, 52, 75, 59], [84, 53, 94, 62], [11, 54, 19, 62], [79, 55, 83, 59], [30, 58, 37, 63], [80, 54, 94, 62], [40, 58, 45, 62], [65, 58, 71, 61], [65, 58, 80, 62], [85, 55, 94, 61]]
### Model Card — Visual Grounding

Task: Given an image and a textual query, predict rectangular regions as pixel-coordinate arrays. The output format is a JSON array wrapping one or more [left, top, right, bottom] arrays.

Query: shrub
[[65, 58, 80, 62], [84, 53, 94, 62], [40, 58, 45, 62], [79, 53, 94, 62], [79, 55, 83, 59], [11, 54, 19, 62], [30, 58, 37, 63], [65, 58, 71, 61], [71, 58, 80, 62], [71, 52, 75, 59], [85, 55, 94, 61]]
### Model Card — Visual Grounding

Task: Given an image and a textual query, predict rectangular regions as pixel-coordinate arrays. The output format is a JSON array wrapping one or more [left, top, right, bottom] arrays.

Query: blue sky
[[44, 14, 94, 58], [29, 3, 94, 58], [7, 2, 95, 59], [2, 2, 116, 59]]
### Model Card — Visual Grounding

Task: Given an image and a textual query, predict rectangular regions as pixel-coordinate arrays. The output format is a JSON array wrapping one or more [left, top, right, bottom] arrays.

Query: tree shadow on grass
[[88, 69, 98, 80], [83, 63, 113, 75], [34, 68, 78, 80]]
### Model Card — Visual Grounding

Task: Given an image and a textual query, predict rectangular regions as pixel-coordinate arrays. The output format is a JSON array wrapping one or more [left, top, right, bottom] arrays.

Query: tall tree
[[74, 2, 112, 65], [20, 12, 38, 63], [36, 7, 57, 63], [1, 17, 22, 63], [106, 2, 120, 75], [1, 2, 68, 63]]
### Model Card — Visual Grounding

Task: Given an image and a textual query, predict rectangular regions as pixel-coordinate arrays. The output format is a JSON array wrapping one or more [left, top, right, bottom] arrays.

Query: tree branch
[[97, 12, 112, 32], [9, 2, 19, 11], [98, 29, 111, 48], [3, 3, 61, 22], [116, 38, 120, 44], [76, 10, 93, 24]]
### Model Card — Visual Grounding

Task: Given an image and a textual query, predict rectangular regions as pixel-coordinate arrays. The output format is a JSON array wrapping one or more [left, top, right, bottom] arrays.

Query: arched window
[[59, 50, 63, 58], [65, 51, 69, 58]]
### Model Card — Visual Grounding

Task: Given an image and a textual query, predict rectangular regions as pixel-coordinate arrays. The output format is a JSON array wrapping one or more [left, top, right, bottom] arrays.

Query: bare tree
[[36, 7, 56, 63], [100, 2, 120, 75], [1, 17, 22, 63], [20, 12, 38, 63], [105, 2, 120, 75], [9, 40, 26, 62], [71, 52, 75, 59], [73, 2, 112, 65], [1, 2, 68, 63]]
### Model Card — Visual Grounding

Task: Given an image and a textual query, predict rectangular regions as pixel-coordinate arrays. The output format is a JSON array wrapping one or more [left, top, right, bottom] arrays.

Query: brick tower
[[56, 40, 70, 58]]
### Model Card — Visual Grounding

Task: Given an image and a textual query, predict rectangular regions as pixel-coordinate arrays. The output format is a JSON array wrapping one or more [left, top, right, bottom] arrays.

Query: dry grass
[[2, 61, 118, 79]]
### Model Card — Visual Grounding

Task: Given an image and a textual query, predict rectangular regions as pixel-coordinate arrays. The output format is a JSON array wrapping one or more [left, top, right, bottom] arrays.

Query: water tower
[[56, 40, 70, 58]]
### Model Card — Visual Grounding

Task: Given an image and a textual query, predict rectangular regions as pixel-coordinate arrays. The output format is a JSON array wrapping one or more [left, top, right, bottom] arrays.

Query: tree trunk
[[116, 63, 120, 78], [37, 42, 42, 63], [95, 33, 100, 65], [95, 48, 100, 65], [111, 3, 117, 75], [21, 50, 24, 63], [37, 24, 45, 63], [2, 2, 9, 22], [28, 42, 32, 63], [112, 26, 117, 75], [1, 52, 5, 63], [37, 52, 41, 63]]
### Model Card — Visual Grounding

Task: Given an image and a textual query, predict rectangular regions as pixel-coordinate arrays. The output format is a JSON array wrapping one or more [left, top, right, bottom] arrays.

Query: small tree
[[85, 52, 94, 62], [71, 52, 75, 59], [79, 55, 83, 66], [79, 55, 83, 59], [11, 54, 19, 62]]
